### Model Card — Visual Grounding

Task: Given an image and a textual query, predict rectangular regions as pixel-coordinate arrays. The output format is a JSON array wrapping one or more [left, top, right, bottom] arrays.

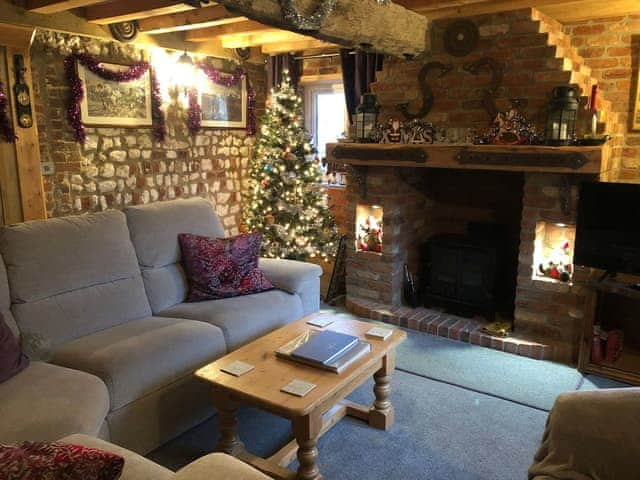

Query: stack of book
[[276, 330, 370, 374]]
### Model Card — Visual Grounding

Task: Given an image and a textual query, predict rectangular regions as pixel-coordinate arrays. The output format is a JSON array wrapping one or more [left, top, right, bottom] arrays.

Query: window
[[303, 80, 349, 160]]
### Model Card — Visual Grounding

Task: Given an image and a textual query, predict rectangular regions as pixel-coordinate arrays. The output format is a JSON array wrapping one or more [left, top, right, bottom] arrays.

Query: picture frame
[[77, 61, 152, 127], [199, 74, 247, 129], [633, 65, 640, 131]]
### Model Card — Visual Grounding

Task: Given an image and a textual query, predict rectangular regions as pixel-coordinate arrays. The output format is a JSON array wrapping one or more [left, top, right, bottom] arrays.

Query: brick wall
[[31, 31, 266, 234], [564, 16, 640, 181], [301, 55, 342, 77]]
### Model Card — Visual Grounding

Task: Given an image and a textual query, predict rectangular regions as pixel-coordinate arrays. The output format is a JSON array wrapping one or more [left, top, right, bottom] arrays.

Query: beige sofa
[[0, 198, 322, 460]]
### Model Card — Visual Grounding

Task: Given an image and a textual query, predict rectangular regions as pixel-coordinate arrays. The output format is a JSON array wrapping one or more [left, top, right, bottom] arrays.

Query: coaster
[[306, 315, 335, 328], [221, 360, 255, 377], [366, 327, 393, 341], [281, 379, 317, 397]]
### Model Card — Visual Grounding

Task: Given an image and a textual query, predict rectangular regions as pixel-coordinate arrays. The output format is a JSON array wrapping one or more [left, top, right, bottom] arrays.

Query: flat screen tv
[[574, 181, 640, 276]]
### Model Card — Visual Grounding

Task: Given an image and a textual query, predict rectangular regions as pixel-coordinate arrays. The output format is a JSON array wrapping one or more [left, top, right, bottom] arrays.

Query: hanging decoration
[[278, 0, 338, 30], [64, 52, 165, 143], [187, 88, 201, 135], [0, 81, 17, 143], [195, 63, 256, 136]]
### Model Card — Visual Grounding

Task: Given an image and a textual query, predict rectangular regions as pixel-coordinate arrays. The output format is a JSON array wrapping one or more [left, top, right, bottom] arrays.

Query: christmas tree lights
[[243, 71, 337, 261]]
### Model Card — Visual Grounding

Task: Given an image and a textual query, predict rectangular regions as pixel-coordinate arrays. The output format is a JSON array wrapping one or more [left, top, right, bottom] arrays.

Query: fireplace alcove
[[328, 142, 610, 364]]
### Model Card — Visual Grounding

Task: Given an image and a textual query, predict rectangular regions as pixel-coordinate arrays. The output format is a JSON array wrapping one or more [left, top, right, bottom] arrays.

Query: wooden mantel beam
[[214, 0, 430, 58]]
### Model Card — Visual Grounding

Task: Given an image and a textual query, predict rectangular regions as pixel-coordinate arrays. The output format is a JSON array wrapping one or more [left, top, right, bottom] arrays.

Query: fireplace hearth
[[330, 142, 608, 363]]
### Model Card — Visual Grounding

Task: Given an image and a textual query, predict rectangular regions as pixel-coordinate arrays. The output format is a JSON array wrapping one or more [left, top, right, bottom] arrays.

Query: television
[[574, 181, 640, 276]]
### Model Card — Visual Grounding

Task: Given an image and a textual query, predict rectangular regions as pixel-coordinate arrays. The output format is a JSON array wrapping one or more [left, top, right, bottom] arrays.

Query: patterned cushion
[[0, 441, 124, 480], [0, 313, 28, 384], [178, 232, 274, 302]]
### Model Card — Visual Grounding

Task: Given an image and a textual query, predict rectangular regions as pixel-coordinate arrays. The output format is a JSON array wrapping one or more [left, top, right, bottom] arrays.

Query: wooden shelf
[[588, 279, 640, 301], [327, 142, 611, 175]]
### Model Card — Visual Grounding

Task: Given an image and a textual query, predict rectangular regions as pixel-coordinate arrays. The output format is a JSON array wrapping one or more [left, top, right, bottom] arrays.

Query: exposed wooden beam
[[262, 40, 337, 55], [540, 0, 640, 22], [137, 4, 247, 34], [24, 0, 107, 14], [221, 30, 309, 49], [394, 0, 496, 13], [214, 0, 430, 58], [185, 20, 271, 42], [84, 0, 196, 25], [0, 23, 36, 48]]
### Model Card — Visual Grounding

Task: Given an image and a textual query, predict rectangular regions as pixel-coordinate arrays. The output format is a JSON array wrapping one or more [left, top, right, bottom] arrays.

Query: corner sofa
[[0, 198, 322, 461]]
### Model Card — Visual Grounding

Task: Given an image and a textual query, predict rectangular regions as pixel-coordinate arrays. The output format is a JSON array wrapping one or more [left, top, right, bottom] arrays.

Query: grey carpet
[[149, 370, 548, 480]]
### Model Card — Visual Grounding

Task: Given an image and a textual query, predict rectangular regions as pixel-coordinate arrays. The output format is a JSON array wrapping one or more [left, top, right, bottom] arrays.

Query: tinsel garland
[[278, 0, 338, 30], [64, 53, 165, 143], [187, 88, 201, 135], [0, 81, 16, 143], [196, 63, 256, 136]]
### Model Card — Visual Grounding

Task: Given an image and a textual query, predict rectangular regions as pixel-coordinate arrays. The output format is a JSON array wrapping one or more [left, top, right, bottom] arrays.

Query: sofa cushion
[[159, 290, 304, 350], [0, 210, 151, 354], [52, 316, 226, 410], [175, 452, 271, 480], [0, 441, 124, 480], [0, 362, 109, 444], [0, 255, 19, 339], [59, 434, 173, 480], [0, 313, 29, 383], [259, 258, 323, 294], [124, 198, 225, 313], [179, 232, 273, 301]]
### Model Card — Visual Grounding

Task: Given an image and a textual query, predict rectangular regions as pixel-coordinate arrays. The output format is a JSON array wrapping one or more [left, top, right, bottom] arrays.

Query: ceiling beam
[[539, 0, 640, 22], [185, 20, 271, 42], [220, 29, 309, 49], [262, 39, 336, 54], [84, 0, 196, 25], [394, 0, 490, 13], [214, 0, 430, 58], [137, 4, 247, 34], [23, 0, 107, 14]]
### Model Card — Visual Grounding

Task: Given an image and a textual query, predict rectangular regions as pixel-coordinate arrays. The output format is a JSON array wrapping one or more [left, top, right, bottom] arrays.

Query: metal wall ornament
[[462, 56, 504, 120], [278, 0, 338, 30], [397, 61, 453, 120], [370, 118, 435, 144], [473, 99, 541, 145], [109, 21, 139, 42], [444, 20, 479, 57]]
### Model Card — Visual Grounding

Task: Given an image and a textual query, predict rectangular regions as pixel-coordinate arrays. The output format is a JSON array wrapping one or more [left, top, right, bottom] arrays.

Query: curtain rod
[[293, 51, 354, 60]]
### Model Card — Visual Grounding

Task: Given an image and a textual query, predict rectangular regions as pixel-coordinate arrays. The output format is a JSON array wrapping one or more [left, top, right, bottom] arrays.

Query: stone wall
[[564, 16, 640, 181], [31, 31, 266, 235]]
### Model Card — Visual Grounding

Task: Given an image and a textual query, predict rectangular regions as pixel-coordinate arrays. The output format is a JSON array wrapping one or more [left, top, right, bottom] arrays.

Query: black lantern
[[545, 86, 578, 146], [354, 93, 379, 142]]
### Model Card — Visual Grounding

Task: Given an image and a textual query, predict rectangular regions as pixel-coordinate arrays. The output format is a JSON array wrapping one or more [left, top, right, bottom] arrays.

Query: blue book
[[290, 330, 359, 366]]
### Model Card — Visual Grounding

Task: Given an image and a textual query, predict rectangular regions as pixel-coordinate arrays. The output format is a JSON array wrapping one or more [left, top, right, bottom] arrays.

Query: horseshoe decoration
[[397, 61, 453, 120], [462, 56, 504, 120]]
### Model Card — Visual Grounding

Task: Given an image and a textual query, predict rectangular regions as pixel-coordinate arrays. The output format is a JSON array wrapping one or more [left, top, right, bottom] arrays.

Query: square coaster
[[306, 315, 335, 328], [221, 360, 255, 377], [281, 379, 317, 397], [366, 327, 393, 341]]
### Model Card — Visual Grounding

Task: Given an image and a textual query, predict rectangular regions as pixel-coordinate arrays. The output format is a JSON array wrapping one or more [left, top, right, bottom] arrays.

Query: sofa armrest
[[528, 387, 640, 480], [175, 453, 271, 480], [259, 258, 322, 294]]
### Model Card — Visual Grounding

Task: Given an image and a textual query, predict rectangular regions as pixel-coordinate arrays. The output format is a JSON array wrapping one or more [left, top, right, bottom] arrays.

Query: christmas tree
[[244, 72, 337, 261]]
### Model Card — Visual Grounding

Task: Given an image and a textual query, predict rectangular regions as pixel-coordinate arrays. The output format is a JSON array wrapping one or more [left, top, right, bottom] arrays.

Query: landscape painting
[[78, 61, 152, 127], [199, 75, 247, 128]]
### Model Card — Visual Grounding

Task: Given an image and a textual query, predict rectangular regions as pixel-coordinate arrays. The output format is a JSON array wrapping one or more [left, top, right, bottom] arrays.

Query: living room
[[0, 1, 639, 479]]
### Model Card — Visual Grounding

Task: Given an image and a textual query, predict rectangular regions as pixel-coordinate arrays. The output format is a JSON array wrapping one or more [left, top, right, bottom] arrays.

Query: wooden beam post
[[214, 0, 430, 58], [1, 25, 46, 221]]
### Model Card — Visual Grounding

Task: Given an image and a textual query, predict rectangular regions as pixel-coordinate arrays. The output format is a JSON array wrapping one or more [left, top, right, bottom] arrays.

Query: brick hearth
[[346, 297, 551, 360]]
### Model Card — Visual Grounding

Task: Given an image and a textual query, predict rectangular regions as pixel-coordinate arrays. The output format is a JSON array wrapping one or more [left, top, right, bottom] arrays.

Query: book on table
[[276, 330, 371, 374]]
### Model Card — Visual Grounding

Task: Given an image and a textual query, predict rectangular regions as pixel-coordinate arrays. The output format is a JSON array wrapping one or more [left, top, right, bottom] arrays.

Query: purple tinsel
[[187, 88, 201, 135], [65, 53, 166, 143], [0, 81, 16, 143], [197, 63, 256, 136]]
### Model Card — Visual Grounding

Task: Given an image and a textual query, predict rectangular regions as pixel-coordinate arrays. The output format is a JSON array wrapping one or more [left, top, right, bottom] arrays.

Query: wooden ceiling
[[8, 0, 640, 57], [395, 0, 640, 23]]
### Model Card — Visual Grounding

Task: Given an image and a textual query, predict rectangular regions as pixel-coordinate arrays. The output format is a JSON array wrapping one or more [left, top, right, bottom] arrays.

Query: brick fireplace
[[328, 143, 606, 364]]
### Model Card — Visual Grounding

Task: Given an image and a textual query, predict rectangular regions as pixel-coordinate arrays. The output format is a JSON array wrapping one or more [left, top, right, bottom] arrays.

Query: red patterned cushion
[[178, 232, 274, 302], [0, 442, 124, 480]]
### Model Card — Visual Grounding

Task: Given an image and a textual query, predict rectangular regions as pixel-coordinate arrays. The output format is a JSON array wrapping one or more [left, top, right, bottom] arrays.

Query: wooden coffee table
[[195, 314, 406, 480]]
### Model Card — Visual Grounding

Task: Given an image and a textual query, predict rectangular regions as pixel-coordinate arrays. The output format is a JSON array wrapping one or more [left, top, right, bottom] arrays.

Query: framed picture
[[634, 66, 640, 131], [78, 61, 152, 127], [199, 75, 247, 128]]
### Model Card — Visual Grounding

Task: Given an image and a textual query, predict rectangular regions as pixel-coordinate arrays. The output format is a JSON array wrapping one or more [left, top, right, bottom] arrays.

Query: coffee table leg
[[292, 413, 323, 480], [369, 350, 396, 430], [213, 390, 245, 456]]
